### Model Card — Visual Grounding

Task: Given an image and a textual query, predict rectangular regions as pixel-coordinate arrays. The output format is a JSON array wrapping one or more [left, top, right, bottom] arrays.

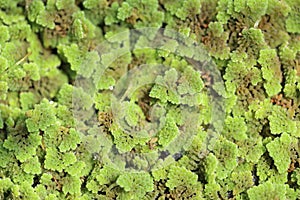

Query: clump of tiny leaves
[[0, 0, 300, 199]]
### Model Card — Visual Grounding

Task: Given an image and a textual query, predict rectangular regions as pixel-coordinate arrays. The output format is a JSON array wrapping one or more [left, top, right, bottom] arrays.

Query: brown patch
[[98, 111, 113, 129], [53, 9, 73, 37], [271, 94, 292, 108], [288, 161, 295, 173], [138, 91, 152, 122], [236, 72, 266, 108], [51, 175, 62, 191], [270, 94, 299, 118], [147, 137, 158, 150]]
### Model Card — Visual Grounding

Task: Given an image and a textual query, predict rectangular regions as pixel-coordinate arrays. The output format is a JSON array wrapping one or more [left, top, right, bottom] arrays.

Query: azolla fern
[[70, 29, 220, 175], [0, 0, 300, 200]]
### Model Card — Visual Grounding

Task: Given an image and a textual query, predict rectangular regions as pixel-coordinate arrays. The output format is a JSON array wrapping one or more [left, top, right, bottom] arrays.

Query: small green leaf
[[117, 172, 153, 198], [166, 165, 198, 190], [247, 181, 286, 200], [266, 133, 295, 173], [22, 156, 41, 174]]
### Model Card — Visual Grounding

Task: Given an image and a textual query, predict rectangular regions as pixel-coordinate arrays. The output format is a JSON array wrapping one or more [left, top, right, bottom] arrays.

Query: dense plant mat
[[0, 0, 300, 199]]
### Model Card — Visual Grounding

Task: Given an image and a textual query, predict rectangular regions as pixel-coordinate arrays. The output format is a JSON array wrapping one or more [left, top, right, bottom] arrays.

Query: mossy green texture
[[0, 0, 300, 199]]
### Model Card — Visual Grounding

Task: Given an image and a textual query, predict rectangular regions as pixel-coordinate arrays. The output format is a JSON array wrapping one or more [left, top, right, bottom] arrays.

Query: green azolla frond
[[55, 106, 73, 127], [20, 92, 38, 111], [44, 147, 77, 172], [256, 155, 288, 184], [59, 43, 100, 78], [267, 0, 291, 17], [57, 83, 73, 107], [266, 133, 296, 173], [72, 86, 94, 111], [217, 0, 267, 25], [25, 99, 57, 133], [285, 0, 300, 33], [65, 161, 86, 177], [0, 56, 9, 75], [0, 178, 13, 197], [151, 165, 169, 181], [110, 124, 139, 153], [58, 128, 81, 152], [62, 175, 81, 196], [94, 91, 112, 111], [163, 0, 201, 20], [96, 76, 115, 90], [247, 181, 286, 200], [258, 48, 282, 96], [285, 186, 299, 200], [150, 66, 204, 105], [162, 0, 182, 17], [118, 0, 164, 28], [104, 2, 119, 25], [11, 181, 40, 200], [204, 182, 221, 200], [72, 18, 85, 40], [43, 123, 61, 148], [116, 172, 153, 199], [1, 41, 28, 67], [204, 153, 218, 182], [55, 0, 75, 10], [182, 0, 201, 16], [8, 21, 31, 41], [216, 0, 234, 24], [150, 68, 180, 104], [223, 115, 248, 141], [39, 173, 56, 189], [291, 168, 300, 189], [3, 131, 42, 162], [27, 0, 45, 22], [157, 114, 179, 148], [242, 28, 266, 47], [124, 101, 145, 127], [223, 58, 250, 93], [0, 142, 14, 167], [236, 28, 267, 62], [7, 163, 35, 185], [180, 65, 204, 95], [150, 84, 172, 103], [185, 126, 207, 154], [248, 98, 272, 120], [0, 8, 25, 25], [231, 168, 253, 195], [23, 63, 40, 81], [36, 8, 55, 29], [71, 11, 96, 40], [268, 105, 297, 136], [280, 40, 300, 96], [96, 165, 120, 185], [204, 22, 230, 59], [245, 0, 268, 20], [21, 156, 41, 174], [237, 136, 265, 163], [211, 136, 238, 180], [0, 80, 8, 100], [234, 0, 268, 22], [166, 165, 198, 190], [117, 2, 132, 21], [0, 25, 9, 44]]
